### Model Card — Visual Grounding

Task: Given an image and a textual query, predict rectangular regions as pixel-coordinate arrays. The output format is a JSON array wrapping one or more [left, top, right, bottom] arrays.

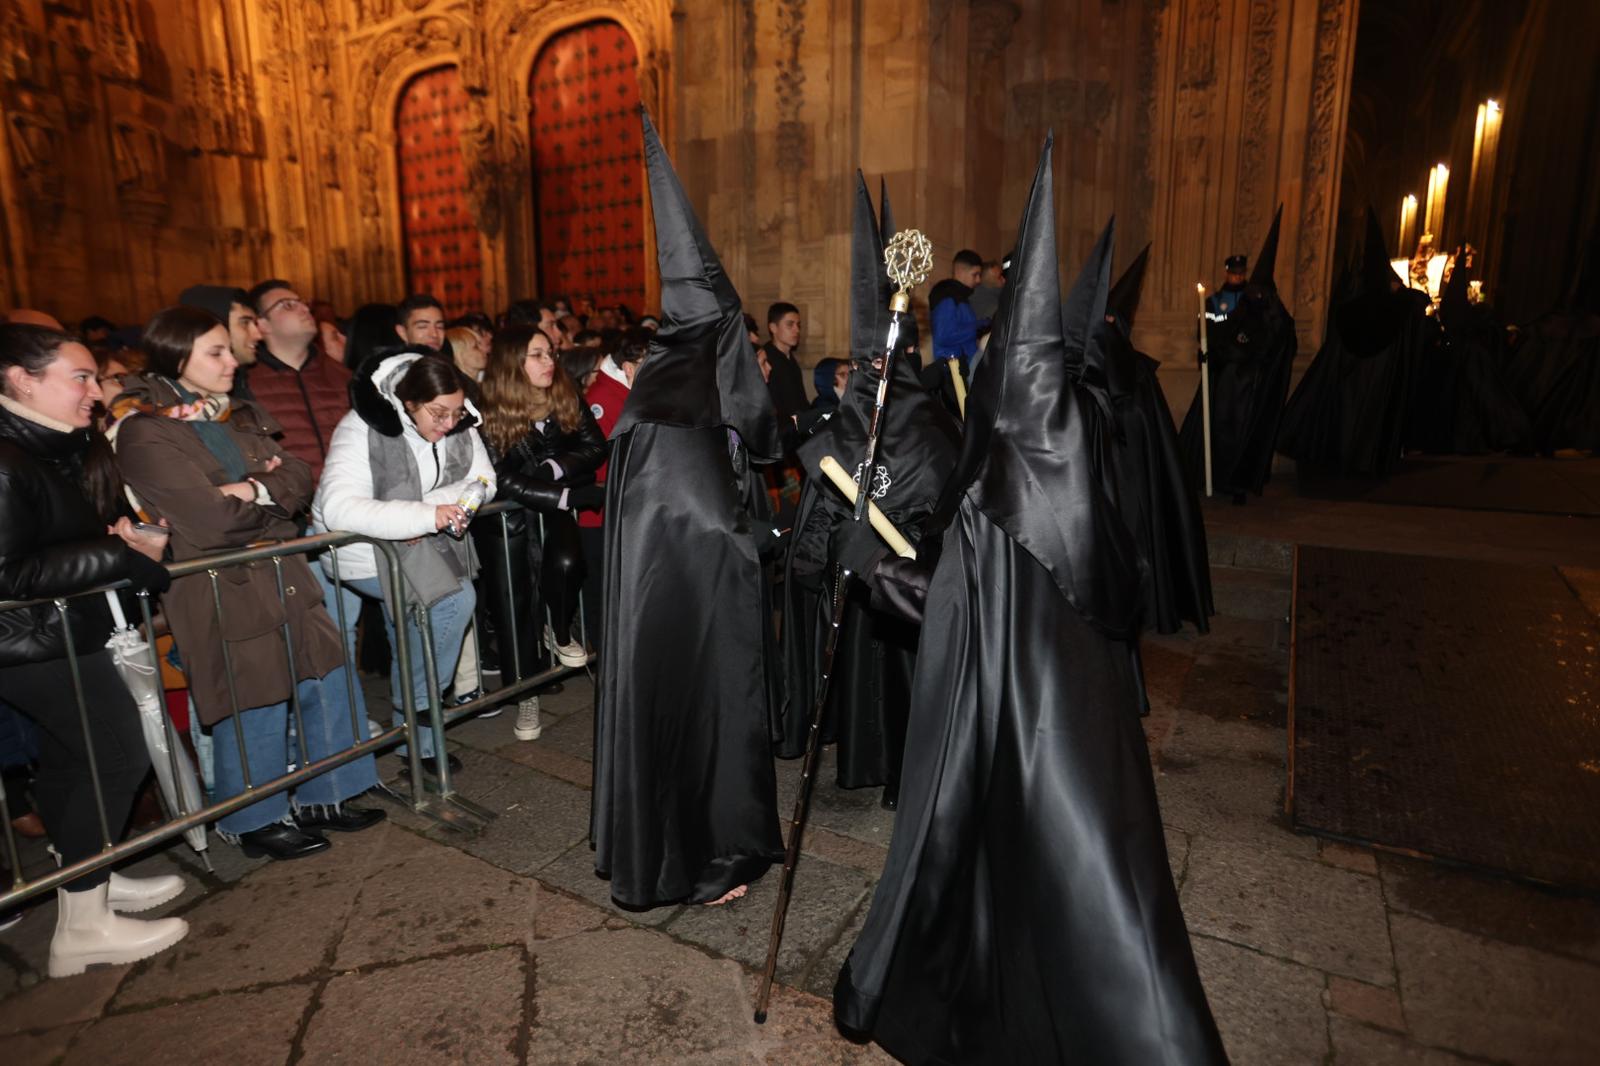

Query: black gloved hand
[[830, 516, 888, 581], [565, 483, 605, 511]]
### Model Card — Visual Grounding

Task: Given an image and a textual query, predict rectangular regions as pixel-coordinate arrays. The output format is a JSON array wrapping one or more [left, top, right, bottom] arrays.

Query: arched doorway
[[529, 19, 646, 315], [395, 65, 484, 316]]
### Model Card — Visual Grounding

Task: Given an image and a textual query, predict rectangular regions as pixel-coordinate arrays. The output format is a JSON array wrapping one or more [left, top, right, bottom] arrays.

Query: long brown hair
[[479, 324, 580, 454]]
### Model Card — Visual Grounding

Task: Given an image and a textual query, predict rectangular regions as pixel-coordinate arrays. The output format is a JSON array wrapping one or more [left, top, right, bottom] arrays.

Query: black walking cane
[[754, 230, 933, 1024]]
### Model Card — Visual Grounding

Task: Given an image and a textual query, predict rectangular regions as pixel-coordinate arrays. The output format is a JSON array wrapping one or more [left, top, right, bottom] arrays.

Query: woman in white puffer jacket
[[312, 349, 494, 778]]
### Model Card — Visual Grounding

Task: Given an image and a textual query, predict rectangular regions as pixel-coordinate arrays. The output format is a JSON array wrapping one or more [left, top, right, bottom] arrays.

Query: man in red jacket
[[246, 278, 352, 483]]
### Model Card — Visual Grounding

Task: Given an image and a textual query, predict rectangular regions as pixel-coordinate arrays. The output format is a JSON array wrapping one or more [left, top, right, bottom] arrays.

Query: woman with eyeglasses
[[474, 325, 605, 743], [312, 350, 494, 780]]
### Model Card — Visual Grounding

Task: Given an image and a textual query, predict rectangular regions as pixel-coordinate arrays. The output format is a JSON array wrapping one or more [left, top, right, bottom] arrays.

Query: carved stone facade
[[0, 0, 1355, 383]]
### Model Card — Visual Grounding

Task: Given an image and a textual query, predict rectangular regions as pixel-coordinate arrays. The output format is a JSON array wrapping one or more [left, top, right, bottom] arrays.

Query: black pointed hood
[[878, 177, 897, 244], [613, 110, 780, 460], [1438, 254, 1472, 332], [1361, 205, 1402, 292], [1106, 243, 1151, 336], [1250, 206, 1284, 290], [850, 171, 892, 362], [1068, 220, 1119, 400], [937, 135, 1143, 635]]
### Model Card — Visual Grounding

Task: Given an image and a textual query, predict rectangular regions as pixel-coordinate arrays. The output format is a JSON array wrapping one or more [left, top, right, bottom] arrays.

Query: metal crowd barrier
[[0, 500, 593, 912]]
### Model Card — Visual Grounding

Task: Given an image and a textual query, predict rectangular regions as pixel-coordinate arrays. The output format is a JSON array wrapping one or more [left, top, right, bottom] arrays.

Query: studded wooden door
[[529, 20, 646, 315], [395, 65, 484, 317]]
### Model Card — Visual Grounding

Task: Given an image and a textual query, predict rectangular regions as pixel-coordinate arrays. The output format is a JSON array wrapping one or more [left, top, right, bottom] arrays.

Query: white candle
[[1399, 194, 1418, 256], [1197, 283, 1208, 356], [1424, 163, 1449, 244]]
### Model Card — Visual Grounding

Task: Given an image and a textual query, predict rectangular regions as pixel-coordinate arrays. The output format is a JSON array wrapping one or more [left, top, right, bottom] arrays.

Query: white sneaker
[[107, 871, 186, 913], [48, 882, 189, 978], [544, 626, 588, 669], [513, 696, 543, 741]]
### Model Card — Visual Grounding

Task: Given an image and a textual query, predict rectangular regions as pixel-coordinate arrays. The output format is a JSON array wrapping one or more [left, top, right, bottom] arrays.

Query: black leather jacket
[[484, 409, 608, 530], [0, 403, 170, 666]]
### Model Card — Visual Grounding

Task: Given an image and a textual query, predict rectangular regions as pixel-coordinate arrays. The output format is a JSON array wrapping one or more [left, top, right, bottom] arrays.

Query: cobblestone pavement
[[3, 518, 1599, 1063]]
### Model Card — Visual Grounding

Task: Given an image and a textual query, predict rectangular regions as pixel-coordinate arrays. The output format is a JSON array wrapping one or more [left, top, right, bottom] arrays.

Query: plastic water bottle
[[449, 476, 490, 539]]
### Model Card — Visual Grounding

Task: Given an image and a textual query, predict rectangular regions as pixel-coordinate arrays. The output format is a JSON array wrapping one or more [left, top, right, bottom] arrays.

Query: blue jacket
[[929, 278, 980, 361]]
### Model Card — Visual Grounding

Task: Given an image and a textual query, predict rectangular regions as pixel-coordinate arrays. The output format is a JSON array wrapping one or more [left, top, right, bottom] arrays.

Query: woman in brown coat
[[112, 306, 383, 861]]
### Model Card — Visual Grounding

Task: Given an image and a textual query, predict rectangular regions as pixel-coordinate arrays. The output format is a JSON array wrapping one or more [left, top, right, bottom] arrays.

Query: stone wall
[[0, 0, 1356, 380]]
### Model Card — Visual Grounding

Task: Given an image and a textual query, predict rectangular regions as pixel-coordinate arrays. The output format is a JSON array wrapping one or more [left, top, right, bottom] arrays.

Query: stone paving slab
[[300, 947, 525, 1065], [447, 760, 592, 876], [335, 825, 537, 970], [663, 854, 872, 982], [536, 706, 596, 763], [534, 840, 682, 928], [67, 983, 312, 1066], [1329, 1018, 1474, 1064], [1378, 852, 1600, 964], [113, 849, 370, 1007], [1182, 837, 1394, 985], [6, 1024, 81, 1066], [526, 927, 762, 1063], [1390, 912, 1600, 1065], [1190, 934, 1330, 1066], [1154, 753, 1318, 858], [0, 964, 125, 1036]]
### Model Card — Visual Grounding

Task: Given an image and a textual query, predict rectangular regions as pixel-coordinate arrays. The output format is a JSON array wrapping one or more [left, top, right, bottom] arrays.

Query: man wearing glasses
[[246, 278, 353, 481]]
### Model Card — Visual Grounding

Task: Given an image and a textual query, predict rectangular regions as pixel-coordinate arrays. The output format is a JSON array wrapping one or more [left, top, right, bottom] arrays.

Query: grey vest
[[367, 423, 477, 609]]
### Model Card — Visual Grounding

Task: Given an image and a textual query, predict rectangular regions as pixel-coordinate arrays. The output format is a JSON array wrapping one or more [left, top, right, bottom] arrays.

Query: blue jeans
[[212, 665, 378, 835], [338, 575, 474, 760]]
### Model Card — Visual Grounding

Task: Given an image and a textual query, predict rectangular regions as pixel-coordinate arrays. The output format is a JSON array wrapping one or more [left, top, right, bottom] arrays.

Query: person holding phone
[[311, 349, 495, 779], [111, 306, 383, 862]]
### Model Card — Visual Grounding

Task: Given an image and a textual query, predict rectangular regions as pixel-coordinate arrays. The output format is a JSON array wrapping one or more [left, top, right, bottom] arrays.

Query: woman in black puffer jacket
[[0, 323, 189, 977], [474, 324, 605, 741]]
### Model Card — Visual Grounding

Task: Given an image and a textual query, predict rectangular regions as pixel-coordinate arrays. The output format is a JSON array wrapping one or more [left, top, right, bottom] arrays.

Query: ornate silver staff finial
[[884, 229, 934, 313]]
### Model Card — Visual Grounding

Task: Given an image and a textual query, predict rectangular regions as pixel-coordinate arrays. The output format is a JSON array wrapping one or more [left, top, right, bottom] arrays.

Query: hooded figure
[[832, 137, 1225, 1064], [1178, 207, 1298, 498], [1416, 260, 1532, 454], [590, 111, 785, 909], [1093, 245, 1214, 634], [775, 173, 961, 798], [1508, 224, 1600, 454], [1278, 207, 1435, 477]]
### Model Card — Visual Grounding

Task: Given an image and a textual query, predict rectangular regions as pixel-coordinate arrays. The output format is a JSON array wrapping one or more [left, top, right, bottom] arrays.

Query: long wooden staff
[[754, 459, 916, 1024]]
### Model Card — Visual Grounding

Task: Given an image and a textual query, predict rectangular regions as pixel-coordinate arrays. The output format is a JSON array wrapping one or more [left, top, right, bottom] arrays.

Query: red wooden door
[[529, 20, 646, 315], [396, 65, 484, 317]]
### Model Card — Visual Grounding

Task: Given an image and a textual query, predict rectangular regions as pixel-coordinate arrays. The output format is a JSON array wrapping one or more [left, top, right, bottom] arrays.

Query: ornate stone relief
[[1295, 0, 1347, 309], [1234, 0, 1278, 249], [774, 0, 807, 174]]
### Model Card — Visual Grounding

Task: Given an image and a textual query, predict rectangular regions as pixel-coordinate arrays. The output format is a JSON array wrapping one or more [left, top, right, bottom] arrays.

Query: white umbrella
[[103, 591, 209, 861]]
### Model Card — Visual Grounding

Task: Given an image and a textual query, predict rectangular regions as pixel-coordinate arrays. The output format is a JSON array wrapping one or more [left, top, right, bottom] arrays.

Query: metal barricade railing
[[0, 500, 594, 912]]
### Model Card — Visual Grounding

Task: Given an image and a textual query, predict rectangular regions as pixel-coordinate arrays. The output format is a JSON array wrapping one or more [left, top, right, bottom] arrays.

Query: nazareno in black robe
[[776, 172, 960, 792], [1095, 244, 1213, 635], [1409, 261, 1532, 455], [833, 136, 1227, 1065], [590, 111, 784, 908], [1278, 208, 1434, 478], [1178, 207, 1297, 498]]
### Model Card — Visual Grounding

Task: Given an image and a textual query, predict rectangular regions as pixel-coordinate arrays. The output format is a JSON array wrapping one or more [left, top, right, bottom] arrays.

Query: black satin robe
[[591, 422, 784, 908], [1278, 286, 1434, 478], [776, 355, 959, 789], [1511, 311, 1600, 454], [1102, 337, 1213, 634], [833, 502, 1227, 1065], [1178, 285, 1297, 497]]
